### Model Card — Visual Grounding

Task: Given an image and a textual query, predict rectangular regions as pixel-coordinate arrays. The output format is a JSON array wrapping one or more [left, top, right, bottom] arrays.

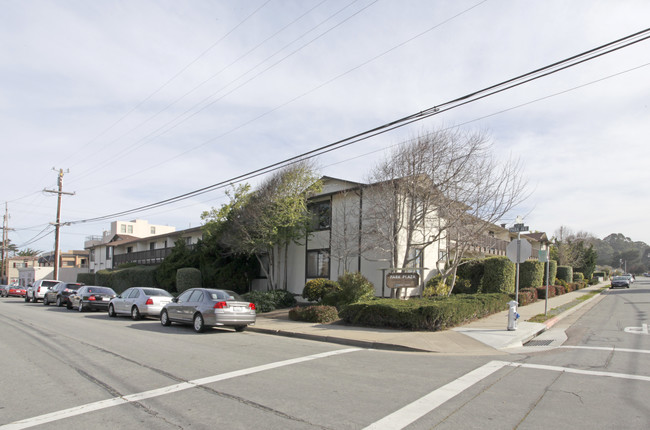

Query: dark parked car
[[160, 288, 256, 333], [610, 276, 631, 289], [43, 282, 84, 307], [68, 286, 117, 312]]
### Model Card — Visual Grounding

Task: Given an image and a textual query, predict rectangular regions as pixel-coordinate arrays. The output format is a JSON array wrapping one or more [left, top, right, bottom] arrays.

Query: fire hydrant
[[507, 300, 519, 331]]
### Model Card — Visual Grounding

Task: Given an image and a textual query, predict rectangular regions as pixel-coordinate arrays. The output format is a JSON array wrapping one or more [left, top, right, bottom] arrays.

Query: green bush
[[480, 257, 515, 294], [77, 273, 95, 285], [555, 285, 567, 295], [544, 260, 558, 286], [454, 259, 484, 294], [243, 290, 297, 313], [329, 272, 375, 307], [339, 294, 511, 331], [573, 272, 585, 282], [176, 267, 201, 293], [87, 266, 158, 294], [556, 266, 573, 283], [520, 261, 545, 288], [518, 287, 538, 306], [289, 305, 339, 323], [302, 278, 340, 302], [536, 285, 556, 299], [423, 280, 451, 297]]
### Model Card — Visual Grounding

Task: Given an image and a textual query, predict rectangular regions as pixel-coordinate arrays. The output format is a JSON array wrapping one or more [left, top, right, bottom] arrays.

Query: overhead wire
[[64, 27, 650, 226]]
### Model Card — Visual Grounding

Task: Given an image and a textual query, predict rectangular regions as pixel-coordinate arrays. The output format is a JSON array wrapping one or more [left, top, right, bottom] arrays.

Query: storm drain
[[525, 339, 554, 347]]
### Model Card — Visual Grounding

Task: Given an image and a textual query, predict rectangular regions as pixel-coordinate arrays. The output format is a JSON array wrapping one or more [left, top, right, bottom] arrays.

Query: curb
[[247, 326, 430, 353]]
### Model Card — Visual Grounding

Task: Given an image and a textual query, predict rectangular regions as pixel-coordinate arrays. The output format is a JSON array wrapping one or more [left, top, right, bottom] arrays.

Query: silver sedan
[[160, 288, 256, 333], [108, 287, 173, 320]]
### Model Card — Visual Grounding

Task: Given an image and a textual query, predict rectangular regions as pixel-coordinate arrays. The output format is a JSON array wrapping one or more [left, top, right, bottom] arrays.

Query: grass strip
[[528, 287, 608, 323]]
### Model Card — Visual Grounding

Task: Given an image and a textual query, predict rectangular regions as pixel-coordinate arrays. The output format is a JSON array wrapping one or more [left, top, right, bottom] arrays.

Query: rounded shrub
[[335, 272, 375, 306], [302, 278, 340, 302], [289, 305, 339, 323], [556, 266, 573, 284], [480, 257, 515, 294]]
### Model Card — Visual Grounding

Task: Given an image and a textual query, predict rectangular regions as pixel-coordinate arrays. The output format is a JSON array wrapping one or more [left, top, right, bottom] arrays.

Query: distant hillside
[[591, 233, 650, 273]]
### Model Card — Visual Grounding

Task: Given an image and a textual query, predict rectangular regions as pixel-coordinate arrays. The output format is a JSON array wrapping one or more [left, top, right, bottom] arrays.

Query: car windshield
[[613, 276, 627, 281], [207, 289, 244, 301], [142, 288, 172, 297]]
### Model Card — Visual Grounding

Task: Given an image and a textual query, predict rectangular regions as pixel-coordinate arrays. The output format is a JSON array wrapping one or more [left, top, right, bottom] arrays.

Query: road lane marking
[[624, 323, 649, 334], [1, 347, 361, 430], [560, 345, 650, 354], [365, 357, 650, 430], [363, 360, 510, 430]]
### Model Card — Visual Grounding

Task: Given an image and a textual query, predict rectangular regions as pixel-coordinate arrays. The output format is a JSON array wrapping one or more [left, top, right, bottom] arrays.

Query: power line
[[64, 27, 650, 226]]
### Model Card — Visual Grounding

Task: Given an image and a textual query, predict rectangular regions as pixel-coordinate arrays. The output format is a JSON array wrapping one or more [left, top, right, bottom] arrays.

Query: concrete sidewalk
[[248, 283, 608, 354]]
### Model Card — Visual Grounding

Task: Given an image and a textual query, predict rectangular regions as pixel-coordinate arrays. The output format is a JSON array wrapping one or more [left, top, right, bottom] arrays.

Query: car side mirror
[[172, 297, 179, 303]]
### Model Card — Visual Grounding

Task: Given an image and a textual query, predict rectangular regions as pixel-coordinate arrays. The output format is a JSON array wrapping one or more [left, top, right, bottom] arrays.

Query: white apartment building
[[85, 219, 176, 272]]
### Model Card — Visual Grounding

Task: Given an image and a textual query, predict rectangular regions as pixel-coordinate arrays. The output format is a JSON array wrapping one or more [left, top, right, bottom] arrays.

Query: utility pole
[[1, 203, 12, 284], [44, 168, 75, 280]]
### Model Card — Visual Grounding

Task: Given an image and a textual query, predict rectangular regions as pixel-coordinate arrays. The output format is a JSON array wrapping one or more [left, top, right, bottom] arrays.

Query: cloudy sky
[[2, 0, 649, 254]]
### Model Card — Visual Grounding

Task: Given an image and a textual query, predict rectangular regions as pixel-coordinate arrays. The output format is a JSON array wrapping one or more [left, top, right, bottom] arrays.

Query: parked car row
[[3, 281, 257, 333]]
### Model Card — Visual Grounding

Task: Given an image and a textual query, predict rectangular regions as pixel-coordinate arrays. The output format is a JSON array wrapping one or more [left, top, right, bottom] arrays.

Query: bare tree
[[364, 127, 527, 294], [328, 189, 362, 275]]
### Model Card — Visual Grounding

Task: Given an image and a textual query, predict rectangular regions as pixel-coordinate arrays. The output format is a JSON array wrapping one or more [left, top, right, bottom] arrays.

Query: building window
[[127, 247, 133, 253], [406, 248, 423, 269], [150, 242, 155, 250], [309, 200, 331, 230], [106, 247, 112, 260], [120, 224, 126, 233], [164, 240, 168, 248], [127, 225, 133, 234], [307, 249, 330, 278], [151, 227, 156, 234], [185, 237, 192, 246]]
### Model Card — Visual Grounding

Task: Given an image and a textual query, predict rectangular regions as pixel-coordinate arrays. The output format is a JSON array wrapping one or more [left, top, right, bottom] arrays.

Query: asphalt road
[[1, 279, 649, 429]]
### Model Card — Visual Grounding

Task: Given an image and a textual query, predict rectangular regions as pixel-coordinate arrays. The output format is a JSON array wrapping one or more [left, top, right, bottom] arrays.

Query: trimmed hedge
[[556, 266, 573, 283], [289, 305, 339, 323], [243, 290, 296, 313], [544, 260, 558, 286], [176, 267, 201, 293], [518, 287, 539, 306], [536, 285, 557, 299], [520, 261, 545, 288], [480, 257, 515, 294], [77, 272, 95, 285], [339, 294, 511, 331], [454, 259, 484, 294], [573, 272, 585, 282], [84, 266, 158, 294]]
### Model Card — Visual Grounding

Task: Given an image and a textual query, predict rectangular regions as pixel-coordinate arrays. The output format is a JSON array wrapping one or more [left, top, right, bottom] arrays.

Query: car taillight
[[37, 287, 41, 293], [145, 298, 154, 305], [248, 303, 256, 310], [213, 301, 227, 309], [88, 295, 96, 301]]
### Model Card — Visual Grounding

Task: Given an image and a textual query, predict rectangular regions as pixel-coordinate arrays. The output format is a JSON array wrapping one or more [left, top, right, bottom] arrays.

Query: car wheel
[[56, 297, 63, 307], [108, 304, 116, 318], [43, 296, 49, 306], [78, 302, 84, 312], [160, 310, 171, 326], [234, 325, 247, 332], [25, 295, 30, 303], [193, 313, 205, 333], [131, 306, 141, 321], [67, 301, 73, 310]]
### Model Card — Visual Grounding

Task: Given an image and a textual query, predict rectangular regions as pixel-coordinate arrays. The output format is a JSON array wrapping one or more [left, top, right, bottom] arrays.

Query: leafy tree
[[17, 248, 41, 256], [202, 161, 321, 290]]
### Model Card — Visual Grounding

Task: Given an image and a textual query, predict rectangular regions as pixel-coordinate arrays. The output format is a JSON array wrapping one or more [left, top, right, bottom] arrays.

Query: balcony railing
[[112, 245, 195, 266]]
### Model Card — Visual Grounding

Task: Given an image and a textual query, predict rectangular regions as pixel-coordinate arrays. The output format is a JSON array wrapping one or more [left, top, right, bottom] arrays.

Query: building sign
[[386, 272, 419, 289]]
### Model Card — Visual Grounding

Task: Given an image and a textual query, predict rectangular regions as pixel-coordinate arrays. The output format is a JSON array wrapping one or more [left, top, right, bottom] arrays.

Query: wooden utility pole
[[44, 168, 74, 280], [1, 203, 10, 284]]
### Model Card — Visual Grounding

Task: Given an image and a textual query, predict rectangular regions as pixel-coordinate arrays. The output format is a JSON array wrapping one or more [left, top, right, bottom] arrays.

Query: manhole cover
[[525, 339, 553, 347]]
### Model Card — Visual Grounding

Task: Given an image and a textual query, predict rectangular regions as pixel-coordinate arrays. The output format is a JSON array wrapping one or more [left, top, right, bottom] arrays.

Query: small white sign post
[[506, 233, 531, 304]]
